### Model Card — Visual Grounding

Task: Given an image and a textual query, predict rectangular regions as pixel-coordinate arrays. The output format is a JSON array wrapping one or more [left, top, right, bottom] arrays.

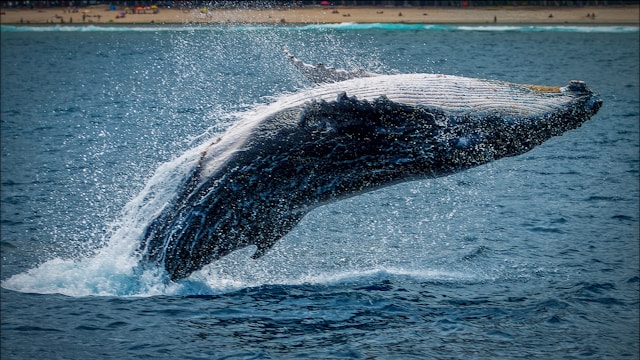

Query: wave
[[0, 24, 199, 32], [453, 24, 640, 33], [2, 23, 638, 33], [300, 22, 640, 33], [0, 260, 480, 298]]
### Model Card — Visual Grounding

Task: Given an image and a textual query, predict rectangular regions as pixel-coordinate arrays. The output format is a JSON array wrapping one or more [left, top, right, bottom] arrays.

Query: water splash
[[1, 150, 508, 297], [1, 23, 522, 297], [1, 143, 206, 296]]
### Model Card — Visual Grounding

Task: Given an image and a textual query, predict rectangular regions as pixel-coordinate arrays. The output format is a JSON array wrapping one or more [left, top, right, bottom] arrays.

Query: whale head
[[292, 78, 601, 194], [426, 80, 602, 174]]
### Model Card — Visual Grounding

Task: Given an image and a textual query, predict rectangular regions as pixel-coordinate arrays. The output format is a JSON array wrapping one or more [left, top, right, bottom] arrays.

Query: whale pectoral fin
[[284, 48, 379, 84]]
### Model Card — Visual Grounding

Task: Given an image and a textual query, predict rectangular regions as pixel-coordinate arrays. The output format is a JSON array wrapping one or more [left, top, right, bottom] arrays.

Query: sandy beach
[[1, 5, 638, 25]]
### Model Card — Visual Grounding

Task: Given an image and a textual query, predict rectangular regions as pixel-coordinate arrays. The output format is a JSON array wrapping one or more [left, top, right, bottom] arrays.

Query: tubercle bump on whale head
[[561, 80, 603, 115]]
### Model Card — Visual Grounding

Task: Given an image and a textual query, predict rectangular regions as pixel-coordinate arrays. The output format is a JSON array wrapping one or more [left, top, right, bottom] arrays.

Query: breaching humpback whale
[[138, 52, 602, 281]]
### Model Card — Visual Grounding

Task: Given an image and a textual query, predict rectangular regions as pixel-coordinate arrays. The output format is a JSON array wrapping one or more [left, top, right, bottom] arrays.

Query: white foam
[[1, 143, 210, 297]]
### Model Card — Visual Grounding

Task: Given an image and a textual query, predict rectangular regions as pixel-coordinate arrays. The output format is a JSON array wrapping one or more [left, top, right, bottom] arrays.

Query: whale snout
[[564, 80, 602, 115]]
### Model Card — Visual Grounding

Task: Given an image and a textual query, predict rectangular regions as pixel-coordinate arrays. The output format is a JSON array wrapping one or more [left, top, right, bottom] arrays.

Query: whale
[[138, 55, 602, 281]]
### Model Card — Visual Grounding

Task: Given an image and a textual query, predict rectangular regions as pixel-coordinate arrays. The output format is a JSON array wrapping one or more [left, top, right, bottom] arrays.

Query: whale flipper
[[284, 49, 379, 84]]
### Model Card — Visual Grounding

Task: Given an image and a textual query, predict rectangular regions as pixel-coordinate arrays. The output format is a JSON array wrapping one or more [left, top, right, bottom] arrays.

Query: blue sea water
[[1, 23, 639, 359]]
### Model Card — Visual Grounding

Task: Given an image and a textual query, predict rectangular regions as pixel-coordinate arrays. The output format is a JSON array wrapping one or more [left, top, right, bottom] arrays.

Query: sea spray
[[1, 23, 526, 297], [0, 147, 506, 297], [1, 143, 209, 296]]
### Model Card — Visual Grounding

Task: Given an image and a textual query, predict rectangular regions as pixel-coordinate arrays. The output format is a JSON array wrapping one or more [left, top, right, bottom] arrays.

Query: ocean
[[1, 23, 638, 359]]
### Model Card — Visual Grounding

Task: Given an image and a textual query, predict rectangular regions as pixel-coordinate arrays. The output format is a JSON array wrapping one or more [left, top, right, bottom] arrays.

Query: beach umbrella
[[320, 1, 330, 6]]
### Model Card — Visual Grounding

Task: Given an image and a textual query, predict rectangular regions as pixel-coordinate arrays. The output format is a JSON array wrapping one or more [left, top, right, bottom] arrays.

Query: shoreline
[[1, 5, 639, 26]]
